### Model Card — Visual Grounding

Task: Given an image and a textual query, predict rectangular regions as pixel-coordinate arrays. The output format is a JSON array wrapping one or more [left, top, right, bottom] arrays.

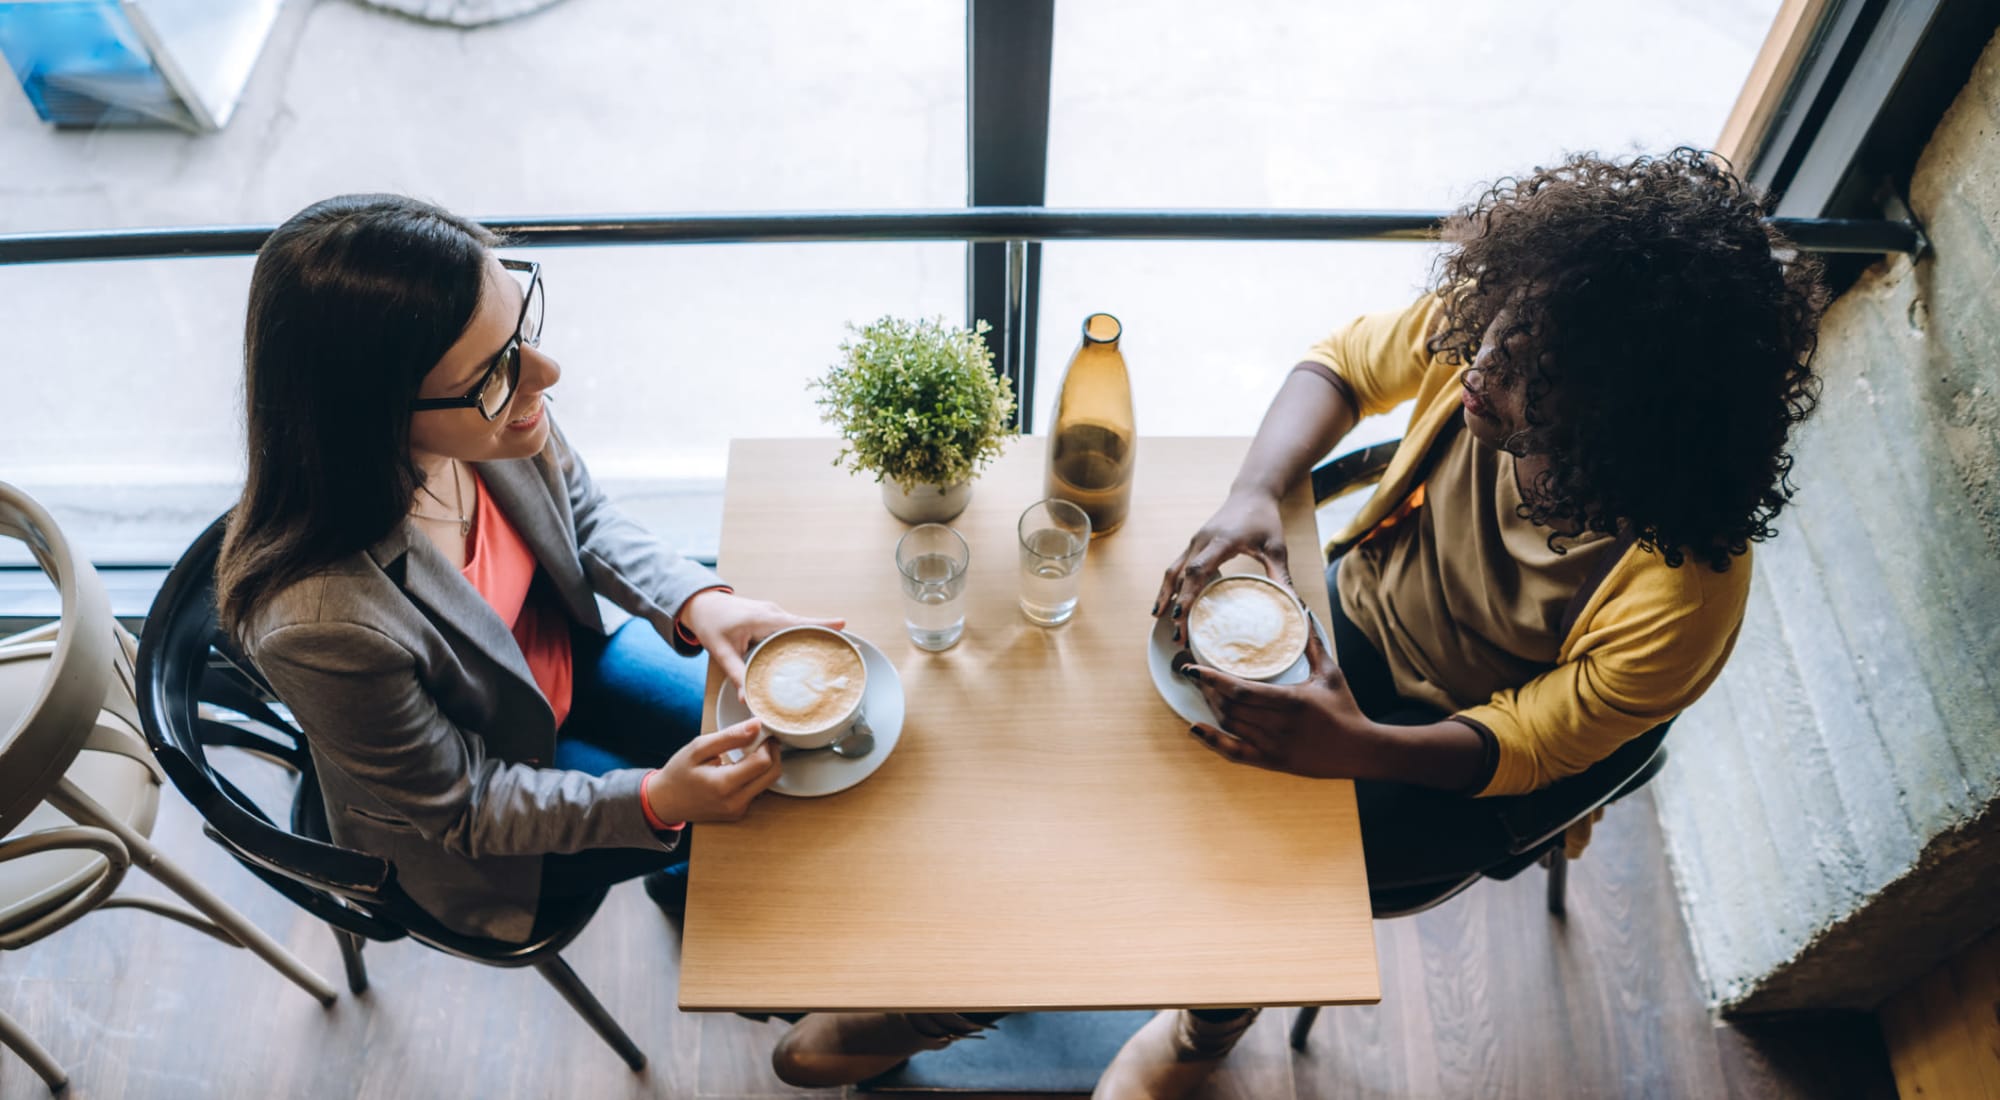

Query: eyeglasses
[[412, 259, 544, 421]]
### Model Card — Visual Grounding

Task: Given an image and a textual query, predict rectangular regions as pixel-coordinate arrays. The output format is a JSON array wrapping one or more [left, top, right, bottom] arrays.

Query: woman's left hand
[[1179, 629, 1378, 779], [678, 589, 845, 691]]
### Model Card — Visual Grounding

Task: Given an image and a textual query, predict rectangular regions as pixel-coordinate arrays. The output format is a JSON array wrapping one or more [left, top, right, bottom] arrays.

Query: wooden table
[[680, 437, 1379, 1014]]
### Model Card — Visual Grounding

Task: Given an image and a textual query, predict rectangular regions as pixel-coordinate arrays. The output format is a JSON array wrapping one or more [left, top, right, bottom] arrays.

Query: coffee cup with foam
[[1187, 574, 1310, 682], [742, 626, 870, 750]]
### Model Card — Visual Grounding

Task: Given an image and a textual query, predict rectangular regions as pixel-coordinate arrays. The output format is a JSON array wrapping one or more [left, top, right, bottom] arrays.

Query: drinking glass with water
[[1017, 499, 1091, 626], [895, 524, 970, 651]]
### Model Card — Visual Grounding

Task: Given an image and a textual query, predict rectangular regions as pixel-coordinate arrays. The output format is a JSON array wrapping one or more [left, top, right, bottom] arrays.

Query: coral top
[[460, 474, 574, 729]]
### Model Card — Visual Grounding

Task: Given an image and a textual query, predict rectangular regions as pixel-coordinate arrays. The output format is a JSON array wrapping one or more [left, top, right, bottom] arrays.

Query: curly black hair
[[1428, 147, 1828, 571]]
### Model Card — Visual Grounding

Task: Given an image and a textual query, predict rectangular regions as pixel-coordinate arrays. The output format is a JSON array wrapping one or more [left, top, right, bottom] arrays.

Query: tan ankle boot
[[771, 1012, 992, 1087], [1093, 1008, 1260, 1100]]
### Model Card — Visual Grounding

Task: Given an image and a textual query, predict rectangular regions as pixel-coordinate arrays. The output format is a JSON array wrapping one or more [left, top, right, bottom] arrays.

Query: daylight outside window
[[3, 0, 1771, 571]]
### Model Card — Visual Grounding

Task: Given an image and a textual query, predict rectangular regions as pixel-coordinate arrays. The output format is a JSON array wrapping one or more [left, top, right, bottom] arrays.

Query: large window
[[4, 0, 1780, 573], [1035, 0, 1780, 439], [2, 1, 965, 566]]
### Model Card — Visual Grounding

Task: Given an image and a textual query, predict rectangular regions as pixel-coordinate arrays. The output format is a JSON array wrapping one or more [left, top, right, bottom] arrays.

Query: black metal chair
[[133, 515, 648, 1071], [1289, 439, 1673, 1051]]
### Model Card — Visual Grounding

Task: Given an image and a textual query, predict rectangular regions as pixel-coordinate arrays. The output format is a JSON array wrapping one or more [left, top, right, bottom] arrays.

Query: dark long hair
[[217, 194, 496, 638], [1426, 148, 1827, 571]]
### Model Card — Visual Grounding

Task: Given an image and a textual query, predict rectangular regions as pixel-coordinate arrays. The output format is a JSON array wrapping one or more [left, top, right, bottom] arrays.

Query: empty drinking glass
[[896, 523, 970, 651], [1018, 498, 1091, 626]]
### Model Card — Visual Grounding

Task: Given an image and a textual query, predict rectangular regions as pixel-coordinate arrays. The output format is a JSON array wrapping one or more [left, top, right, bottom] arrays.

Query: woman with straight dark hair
[[217, 193, 833, 943]]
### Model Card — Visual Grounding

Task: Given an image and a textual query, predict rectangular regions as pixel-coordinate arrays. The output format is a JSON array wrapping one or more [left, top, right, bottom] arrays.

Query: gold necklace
[[411, 459, 470, 536]]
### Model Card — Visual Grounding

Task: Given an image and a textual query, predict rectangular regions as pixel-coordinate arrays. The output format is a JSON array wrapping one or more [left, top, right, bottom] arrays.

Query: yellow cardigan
[[1304, 296, 1751, 798]]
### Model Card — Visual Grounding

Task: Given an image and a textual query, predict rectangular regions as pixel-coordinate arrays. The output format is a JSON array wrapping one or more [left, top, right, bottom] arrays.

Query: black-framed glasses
[[412, 259, 543, 420]]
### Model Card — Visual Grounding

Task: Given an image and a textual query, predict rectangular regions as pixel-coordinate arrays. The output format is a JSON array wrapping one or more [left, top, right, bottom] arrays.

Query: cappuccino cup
[[742, 626, 869, 749], [1187, 574, 1310, 682]]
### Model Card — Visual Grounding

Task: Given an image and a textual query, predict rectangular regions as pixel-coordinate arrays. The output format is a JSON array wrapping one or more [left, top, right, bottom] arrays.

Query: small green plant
[[814, 316, 1017, 491]]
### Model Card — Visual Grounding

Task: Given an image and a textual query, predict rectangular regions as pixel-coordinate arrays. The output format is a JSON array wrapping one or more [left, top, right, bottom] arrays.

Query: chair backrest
[[0, 482, 118, 838], [1310, 439, 1404, 507], [1370, 729, 1672, 918], [137, 514, 615, 962], [1489, 722, 1671, 862], [134, 513, 406, 941]]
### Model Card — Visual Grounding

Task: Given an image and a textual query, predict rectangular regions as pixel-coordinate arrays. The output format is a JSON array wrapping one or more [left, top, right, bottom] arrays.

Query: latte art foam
[[1189, 576, 1308, 681], [744, 631, 867, 734]]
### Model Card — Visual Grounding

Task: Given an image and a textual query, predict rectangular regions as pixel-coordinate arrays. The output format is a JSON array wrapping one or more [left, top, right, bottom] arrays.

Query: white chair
[[0, 482, 335, 1094]]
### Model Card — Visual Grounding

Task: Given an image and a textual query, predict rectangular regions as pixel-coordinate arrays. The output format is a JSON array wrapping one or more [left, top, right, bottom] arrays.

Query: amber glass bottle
[[1045, 312, 1136, 538]]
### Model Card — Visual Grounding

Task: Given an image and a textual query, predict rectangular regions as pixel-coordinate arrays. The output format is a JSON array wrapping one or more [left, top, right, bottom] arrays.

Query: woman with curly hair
[[1085, 148, 1829, 1098], [766, 148, 1827, 1094]]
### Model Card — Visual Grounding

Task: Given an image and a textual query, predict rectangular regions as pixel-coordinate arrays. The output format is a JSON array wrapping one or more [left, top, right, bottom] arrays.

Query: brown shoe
[[1093, 1008, 1261, 1100], [771, 1012, 992, 1087]]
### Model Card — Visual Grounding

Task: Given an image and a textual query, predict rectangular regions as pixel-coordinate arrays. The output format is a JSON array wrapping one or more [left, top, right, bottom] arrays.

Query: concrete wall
[[1655, 29, 2000, 1014]]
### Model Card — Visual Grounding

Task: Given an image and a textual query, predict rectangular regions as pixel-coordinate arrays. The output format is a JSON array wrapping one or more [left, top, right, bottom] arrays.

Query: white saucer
[[717, 631, 904, 797], [1146, 606, 1332, 727]]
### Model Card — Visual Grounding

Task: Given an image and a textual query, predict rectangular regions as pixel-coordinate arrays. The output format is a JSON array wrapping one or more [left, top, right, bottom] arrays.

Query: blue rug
[[863, 1011, 1152, 1093]]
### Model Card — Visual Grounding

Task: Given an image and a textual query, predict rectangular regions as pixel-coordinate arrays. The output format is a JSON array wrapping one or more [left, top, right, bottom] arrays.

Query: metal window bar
[[0, 207, 1922, 434], [966, 0, 1054, 429]]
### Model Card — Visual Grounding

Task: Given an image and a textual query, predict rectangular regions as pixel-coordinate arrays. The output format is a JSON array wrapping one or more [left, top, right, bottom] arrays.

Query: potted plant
[[814, 315, 1018, 523]]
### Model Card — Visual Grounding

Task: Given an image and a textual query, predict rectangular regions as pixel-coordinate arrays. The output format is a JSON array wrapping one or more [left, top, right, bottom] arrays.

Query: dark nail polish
[[1178, 664, 1200, 681], [1170, 602, 1182, 618], [1188, 725, 1205, 739]]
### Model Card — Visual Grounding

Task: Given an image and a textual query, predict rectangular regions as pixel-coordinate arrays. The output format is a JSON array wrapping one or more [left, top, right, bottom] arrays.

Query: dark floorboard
[[0, 755, 1895, 1099]]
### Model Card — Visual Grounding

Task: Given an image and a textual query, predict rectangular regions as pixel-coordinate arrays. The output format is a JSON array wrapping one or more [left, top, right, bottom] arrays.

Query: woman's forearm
[[1357, 718, 1493, 793], [1230, 367, 1362, 501]]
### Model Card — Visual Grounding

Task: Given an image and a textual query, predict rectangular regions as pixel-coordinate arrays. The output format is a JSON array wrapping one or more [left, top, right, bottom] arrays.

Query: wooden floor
[[1, 752, 1896, 1099], [1881, 925, 2000, 1099]]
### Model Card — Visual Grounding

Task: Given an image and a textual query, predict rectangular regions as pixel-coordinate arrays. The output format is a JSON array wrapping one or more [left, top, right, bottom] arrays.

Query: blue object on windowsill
[[0, 1, 285, 131], [0, 2, 188, 128]]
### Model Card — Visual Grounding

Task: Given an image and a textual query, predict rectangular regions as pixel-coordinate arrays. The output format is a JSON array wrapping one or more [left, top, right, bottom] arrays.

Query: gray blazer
[[245, 422, 722, 942]]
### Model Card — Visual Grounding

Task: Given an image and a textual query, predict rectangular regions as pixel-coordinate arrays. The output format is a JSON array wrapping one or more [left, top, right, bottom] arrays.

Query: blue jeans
[[536, 619, 709, 909]]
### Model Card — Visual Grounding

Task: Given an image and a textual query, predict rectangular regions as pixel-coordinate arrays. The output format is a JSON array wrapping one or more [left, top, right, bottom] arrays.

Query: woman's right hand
[[1153, 488, 1293, 641], [643, 718, 782, 824]]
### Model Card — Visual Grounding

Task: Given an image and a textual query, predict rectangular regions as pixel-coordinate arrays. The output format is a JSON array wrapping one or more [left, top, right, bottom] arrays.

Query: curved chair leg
[[534, 955, 646, 1071], [335, 930, 368, 994], [1289, 1005, 1320, 1051], [1545, 847, 1569, 917], [0, 1006, 67, 1093], [47, 778, 337, 1006], [96, 896, 242, 946]]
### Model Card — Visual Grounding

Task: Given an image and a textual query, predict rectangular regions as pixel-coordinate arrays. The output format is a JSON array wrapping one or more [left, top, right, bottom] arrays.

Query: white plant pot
[[882, 479, 972, 524]]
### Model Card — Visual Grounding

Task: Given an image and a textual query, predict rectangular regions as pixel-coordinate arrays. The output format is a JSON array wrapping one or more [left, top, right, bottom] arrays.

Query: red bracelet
[[674, 586, 736, 649], [639, 769, 688, 833]]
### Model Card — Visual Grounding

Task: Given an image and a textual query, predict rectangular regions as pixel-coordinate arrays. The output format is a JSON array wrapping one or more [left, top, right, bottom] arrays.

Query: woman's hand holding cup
[[1180, 629, 1376, 779], [643, 717, 783, 824], [678, 589, 846, 691], [1153, 489, 1292, 643]]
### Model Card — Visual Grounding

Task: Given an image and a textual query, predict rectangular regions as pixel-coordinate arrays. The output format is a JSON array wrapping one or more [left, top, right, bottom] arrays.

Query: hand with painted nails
[[1152, 488, 1292, 642], [1179, 628, 1375, 778]]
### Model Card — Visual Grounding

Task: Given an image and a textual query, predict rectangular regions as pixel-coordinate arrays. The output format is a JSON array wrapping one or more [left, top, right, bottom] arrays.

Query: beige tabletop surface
[[679, 436, 1379, 1013]]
